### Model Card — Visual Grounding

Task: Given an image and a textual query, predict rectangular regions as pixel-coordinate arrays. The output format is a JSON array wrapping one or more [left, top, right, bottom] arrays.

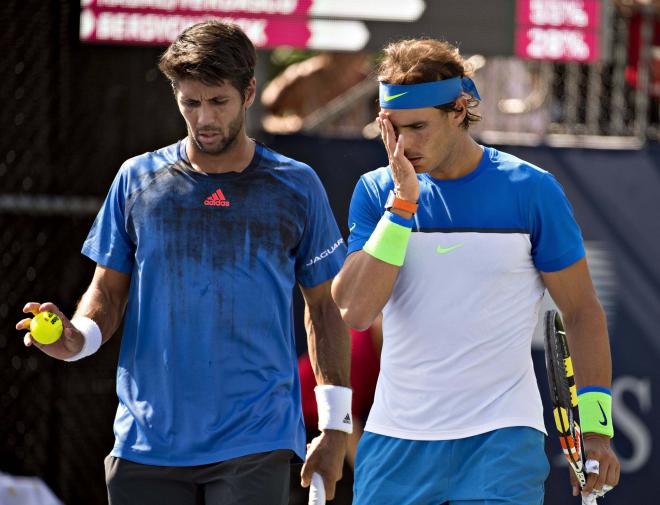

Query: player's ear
[[451, 97, 468, 126], [243, 78, 257, 109]]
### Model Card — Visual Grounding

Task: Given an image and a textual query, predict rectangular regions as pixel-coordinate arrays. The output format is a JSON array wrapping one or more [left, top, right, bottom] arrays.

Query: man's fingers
[[377, 115, 387, 142], [39, 302, 66, 322], [23, 332, 45, 350], [393, 133, 405, 161], [23, 302, 41, 315], [608, 460, 620, 487], [567, 467, 579, 496], [582, 468, 599, 495], [16, 318, 32, 330], [377, 117, 386, 144], [602, 452, 620, 487], [593, 461, 609, 492], [324, 475, 337, 501], [391, 133, 407, 184], [380, 115, 396, 157], [23, 301, 67, 325], [384, 126, 395, 158], [605, 465, 618, 492], [300, 459, 313, 488]]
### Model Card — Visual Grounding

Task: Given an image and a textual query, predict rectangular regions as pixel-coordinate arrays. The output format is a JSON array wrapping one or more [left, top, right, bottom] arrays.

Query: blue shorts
[[353, 427, 549, 505]]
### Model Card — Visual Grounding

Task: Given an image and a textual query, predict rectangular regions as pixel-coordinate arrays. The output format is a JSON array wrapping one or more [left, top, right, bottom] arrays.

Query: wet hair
[[378, 38, 481, 129]]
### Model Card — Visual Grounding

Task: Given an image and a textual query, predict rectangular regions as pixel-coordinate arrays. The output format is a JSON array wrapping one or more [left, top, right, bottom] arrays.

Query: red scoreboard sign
[[515, 0, 602, 61], [79, 0, 425, 50]]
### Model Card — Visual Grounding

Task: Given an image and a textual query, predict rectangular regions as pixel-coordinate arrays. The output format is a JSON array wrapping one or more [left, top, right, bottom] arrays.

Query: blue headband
[[379, 77, 481, 109]]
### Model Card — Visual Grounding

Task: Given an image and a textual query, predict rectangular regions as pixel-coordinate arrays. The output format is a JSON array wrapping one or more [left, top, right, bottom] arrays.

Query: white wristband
[[64, 317, 102, 362], [314, 385, 353, 434]]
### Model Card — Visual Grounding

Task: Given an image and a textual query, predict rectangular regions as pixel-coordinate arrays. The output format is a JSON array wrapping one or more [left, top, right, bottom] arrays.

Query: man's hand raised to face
[[378, 112, 419, 204]]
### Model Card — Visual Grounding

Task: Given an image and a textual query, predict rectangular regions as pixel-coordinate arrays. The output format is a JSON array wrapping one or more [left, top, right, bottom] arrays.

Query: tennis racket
[[308, 472, 325, 505], [543, 309, 601, 505]]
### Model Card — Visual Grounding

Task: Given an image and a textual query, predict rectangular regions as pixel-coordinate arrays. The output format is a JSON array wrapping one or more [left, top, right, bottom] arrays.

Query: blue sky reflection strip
[[379, 77, 481, 109]]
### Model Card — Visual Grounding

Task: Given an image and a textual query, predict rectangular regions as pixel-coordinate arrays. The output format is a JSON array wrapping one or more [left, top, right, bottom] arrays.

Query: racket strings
[[546, 311, 588, 489]]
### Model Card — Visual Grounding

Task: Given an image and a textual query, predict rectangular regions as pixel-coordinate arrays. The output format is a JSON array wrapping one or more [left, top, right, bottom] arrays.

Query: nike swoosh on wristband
[[598, 401, 608, 426], [384, 92, 408, 101], [436, 243, 464, 254]]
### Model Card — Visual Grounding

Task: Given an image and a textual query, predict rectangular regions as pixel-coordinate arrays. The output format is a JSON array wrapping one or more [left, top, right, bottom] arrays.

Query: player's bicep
[[540, 258, 601, 320]]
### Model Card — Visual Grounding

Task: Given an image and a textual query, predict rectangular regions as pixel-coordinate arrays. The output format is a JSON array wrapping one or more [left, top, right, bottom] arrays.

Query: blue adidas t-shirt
[[83, 140, 346, 466], [348, 146, 585, 272]]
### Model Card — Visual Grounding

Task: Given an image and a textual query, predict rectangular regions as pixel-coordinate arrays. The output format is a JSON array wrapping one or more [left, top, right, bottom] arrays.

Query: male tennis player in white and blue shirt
[[332, 37, 621, 505]]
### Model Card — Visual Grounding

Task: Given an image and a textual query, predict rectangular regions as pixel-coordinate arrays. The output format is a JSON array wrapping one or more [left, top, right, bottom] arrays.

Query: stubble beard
[[190, 112, 244, 156]]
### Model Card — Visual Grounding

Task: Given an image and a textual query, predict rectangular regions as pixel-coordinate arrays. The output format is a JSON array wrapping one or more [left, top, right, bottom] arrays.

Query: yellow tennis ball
[[30, 311, 63, 344]]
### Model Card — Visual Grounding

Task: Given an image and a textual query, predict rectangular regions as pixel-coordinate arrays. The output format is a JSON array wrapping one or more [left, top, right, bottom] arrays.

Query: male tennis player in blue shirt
[[17, 21, 352, 504], [332, 37, 620, 504]]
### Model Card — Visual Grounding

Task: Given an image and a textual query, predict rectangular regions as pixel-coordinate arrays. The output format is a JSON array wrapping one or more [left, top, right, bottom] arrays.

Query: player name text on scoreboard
[[79, 0, 425, 49]]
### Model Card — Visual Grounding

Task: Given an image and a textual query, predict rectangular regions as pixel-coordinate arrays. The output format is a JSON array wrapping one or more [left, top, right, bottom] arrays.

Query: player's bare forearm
[[562, 301, 611, 389], [73, 265, 131, 345], [301, 279, 350, 387], [541, 258, 612, 389], [300, 279, 350, 498], [542, 258, 620, 496], [561, 302, 619, 497], [332, 113, 417, 331], [331, 251, 399, 330]]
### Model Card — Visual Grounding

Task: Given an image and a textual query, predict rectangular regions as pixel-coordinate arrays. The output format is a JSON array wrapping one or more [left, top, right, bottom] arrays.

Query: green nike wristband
[[578, 390, 614, 438], [363, 213, 412, 266]]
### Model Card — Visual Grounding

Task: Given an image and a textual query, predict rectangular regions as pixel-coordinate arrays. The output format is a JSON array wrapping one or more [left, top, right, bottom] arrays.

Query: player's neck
[[186, 134, 256, 175], [428, 136, 483, 180]]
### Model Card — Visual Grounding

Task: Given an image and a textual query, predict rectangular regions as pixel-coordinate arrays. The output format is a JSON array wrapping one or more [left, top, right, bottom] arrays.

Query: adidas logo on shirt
[[204, 188, 230, 207], [343, 413, 351, 424]]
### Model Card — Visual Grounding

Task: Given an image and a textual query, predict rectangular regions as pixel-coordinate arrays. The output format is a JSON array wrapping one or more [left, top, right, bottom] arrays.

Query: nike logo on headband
[[383, 92, 408, 101]]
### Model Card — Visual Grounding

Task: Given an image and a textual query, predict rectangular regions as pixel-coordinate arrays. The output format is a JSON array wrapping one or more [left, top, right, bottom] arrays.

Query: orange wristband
[[385, 190, 418, 214]]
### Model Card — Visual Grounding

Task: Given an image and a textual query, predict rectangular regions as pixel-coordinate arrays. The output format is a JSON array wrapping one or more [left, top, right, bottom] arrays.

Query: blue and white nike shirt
[[83, 139, 345, 466], [348, 146, 585, 440]]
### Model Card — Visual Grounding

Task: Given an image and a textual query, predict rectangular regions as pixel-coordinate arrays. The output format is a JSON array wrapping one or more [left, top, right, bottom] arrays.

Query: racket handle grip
[[308, 473, 326, 505], [581, 494, 598, 505]]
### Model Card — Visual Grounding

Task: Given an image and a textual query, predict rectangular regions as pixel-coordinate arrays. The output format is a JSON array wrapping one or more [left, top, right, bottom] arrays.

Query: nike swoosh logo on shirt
[[436, 244, 464, 254], [349, 222, 357, 232]]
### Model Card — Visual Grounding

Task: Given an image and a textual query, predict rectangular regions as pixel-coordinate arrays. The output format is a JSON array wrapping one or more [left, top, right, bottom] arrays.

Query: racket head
[[543, 310, 587, 486], [543, 310, 573, 410]]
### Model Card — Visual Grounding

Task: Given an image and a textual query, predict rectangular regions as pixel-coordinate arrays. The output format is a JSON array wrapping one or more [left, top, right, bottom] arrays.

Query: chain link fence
[[1, 1, 183, 503], [2, 1, 658, 504]]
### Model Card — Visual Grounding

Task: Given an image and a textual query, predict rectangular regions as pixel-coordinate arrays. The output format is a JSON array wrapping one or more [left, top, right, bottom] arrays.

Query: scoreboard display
[[79, 0, 609, 61], [515, 0, 604, 62]]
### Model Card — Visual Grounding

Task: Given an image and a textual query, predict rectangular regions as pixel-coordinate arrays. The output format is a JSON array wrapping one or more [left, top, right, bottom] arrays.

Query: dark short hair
[[378, 38, 481, 129], [158, 20, 256, 99]]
